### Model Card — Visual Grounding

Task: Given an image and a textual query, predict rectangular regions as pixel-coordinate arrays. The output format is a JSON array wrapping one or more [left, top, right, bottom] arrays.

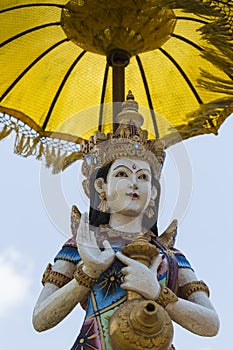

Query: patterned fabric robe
[[54, 233, 193, 350]]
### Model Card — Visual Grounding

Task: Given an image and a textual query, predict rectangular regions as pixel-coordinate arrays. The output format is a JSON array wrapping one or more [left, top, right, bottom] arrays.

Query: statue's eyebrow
[[112, 165, 132, 173], [136, 169, 150, 174], [113, 165, 150, 173]]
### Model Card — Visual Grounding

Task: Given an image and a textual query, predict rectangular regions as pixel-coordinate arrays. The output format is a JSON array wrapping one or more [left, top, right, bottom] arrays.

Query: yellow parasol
[[0, 0, 232, 172]]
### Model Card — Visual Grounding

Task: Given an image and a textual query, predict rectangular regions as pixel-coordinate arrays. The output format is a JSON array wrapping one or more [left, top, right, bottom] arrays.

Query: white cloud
[[0, 247, 32, 318]]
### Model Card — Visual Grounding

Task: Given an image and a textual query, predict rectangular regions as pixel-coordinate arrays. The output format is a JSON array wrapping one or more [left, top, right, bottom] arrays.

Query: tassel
[[52, 148, 66, 174], [45, 144, 53, 167], [22, 136, 32, 156], [30, 136, 41, 156], [157, 0, 221, 16], [37, 141, 44, 160], [0, 125, 12, 140], [14, 133, 25, 154]]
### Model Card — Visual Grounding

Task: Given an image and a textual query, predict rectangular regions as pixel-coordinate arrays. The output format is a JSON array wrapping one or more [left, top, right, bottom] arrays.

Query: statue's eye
[[115, 170, 128, 178], [138, 173, 149, 181]]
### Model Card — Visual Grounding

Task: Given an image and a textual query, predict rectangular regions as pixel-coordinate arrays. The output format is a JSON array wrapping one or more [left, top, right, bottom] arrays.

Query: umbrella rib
[[42, 51, 87, 131], [0, 3, 64, 14], [171, 34, 204, 52], [0, 22, 60, 48], [136, 55, 160, 139], [159, 48, 203, 105], [0, 39, 69, 102], [99, 63, 110, 132]]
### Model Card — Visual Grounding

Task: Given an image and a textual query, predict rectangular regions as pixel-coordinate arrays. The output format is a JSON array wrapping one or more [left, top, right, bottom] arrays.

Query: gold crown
[[81, 91, 165, 197]]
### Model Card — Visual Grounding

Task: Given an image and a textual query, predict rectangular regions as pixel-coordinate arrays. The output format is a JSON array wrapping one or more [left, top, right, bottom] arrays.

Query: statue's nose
[[130, 183, 138, 190]]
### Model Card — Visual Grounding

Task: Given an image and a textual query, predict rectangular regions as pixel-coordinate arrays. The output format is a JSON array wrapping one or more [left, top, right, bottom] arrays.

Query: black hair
[[89, 162, 160, 236]]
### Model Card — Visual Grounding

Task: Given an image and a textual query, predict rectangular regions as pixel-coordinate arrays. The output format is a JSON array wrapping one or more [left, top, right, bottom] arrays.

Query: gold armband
[[42, 263, 71, 288], [178, 280, 210, 300], [156, 287, 178, 308], [73, 263, 98, 289]]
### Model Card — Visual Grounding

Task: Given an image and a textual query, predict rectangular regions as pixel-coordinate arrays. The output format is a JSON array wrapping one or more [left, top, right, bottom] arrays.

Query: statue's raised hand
[[116, 251, 163, 300], [77, 212, 115, 278]]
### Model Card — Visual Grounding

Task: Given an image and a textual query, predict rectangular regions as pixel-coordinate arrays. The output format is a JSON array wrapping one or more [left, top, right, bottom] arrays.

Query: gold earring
[[98, 191, 109, 212], [145, 199, 155, 219]]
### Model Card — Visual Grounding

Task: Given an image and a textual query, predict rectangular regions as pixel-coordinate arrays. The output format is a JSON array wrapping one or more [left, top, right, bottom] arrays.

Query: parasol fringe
[[21, 136, 32, 156], [0, 125, 12, 141], [29, 137, 41, 156], [198, 72, 233, 95], [187, 98, 233, 120], [200, 50, 233, 77], [62, 152, 83, 172], [52, 149, 68, 174], [37, 141, 44, 160], [45, 144, 54, 168], [52, 147, 62, 174], [157, 0, 224, 16], [158, 0, 233, 66], [14, 132, 26, 155], [13, 131, 82, 173], [0, 114, 82, 173], [163, 98, 233, 148]]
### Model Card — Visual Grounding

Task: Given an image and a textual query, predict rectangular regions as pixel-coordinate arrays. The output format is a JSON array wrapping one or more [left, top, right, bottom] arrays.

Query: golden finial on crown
[[81, 91, 165, 197]]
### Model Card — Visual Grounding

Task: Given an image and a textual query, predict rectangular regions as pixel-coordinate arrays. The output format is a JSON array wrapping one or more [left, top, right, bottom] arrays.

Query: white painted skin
[[32, 158, 219, 337]]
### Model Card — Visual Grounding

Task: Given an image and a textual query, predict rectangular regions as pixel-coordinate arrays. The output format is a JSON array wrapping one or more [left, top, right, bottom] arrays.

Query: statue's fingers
[[120, 281, 132, 291], [121, 267, 129, 275], [151, 254, 163, 271], [89, 230, 98, 248], [102, 240, 115, 253], [78, 213, 86, 242], [116, 251, 133, 266]]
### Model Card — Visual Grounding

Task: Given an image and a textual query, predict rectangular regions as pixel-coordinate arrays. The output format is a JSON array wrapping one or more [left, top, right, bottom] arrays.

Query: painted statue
[[33, 93, 219, 350]]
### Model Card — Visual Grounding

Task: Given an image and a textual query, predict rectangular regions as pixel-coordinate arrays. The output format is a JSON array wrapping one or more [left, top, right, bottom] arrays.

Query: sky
[[0, 114, 233, 350]]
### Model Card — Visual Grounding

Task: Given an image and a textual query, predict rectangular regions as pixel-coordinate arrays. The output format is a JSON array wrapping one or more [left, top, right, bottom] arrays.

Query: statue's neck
[[109, 213, 145, 234]]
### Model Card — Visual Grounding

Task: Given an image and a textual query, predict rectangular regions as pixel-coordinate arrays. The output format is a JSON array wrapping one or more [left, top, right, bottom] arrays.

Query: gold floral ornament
[[61, 0, 177, 56], [81, 91, 166, 197]]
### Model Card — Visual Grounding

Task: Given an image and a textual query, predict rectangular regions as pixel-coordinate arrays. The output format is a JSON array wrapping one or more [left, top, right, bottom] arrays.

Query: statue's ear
[[94, 177, 106, 194], [151, 185, 158, 200]]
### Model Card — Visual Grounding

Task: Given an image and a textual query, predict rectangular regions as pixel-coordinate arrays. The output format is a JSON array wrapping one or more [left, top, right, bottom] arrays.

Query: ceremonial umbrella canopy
[[0, 0, 232, 172]]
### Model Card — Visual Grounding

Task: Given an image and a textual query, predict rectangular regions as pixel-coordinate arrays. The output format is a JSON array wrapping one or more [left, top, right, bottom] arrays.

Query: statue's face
[[105, 158, 156, 217]]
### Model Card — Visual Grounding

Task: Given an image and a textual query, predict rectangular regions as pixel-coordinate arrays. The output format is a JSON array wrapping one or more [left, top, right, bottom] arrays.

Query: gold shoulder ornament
[[178, 280, 210, 300], [41, 263, 72, 288]]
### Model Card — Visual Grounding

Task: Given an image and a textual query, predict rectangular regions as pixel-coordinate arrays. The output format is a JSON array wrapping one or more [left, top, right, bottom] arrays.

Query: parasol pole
[[107, 49, 131, 131], [112, 64, 125, 124]]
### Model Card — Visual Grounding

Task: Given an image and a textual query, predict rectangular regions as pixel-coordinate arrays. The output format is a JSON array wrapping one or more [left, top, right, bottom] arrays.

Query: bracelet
[[42, 263, 72, 288], [73, 263, 98, 289], [178, 280, 210, 300], [156, 287, 178, 308]]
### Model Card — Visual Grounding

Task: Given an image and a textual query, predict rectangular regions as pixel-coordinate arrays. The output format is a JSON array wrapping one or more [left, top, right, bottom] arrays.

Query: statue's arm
[[116, 252, 219, 337], [165, 267, 220, 336], [32, 259, 89, 332]]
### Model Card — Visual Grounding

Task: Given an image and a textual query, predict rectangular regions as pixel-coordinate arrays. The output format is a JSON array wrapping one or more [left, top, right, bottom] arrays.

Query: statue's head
[[89, 157, 161, 234], [81, 91, 165, 234]]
